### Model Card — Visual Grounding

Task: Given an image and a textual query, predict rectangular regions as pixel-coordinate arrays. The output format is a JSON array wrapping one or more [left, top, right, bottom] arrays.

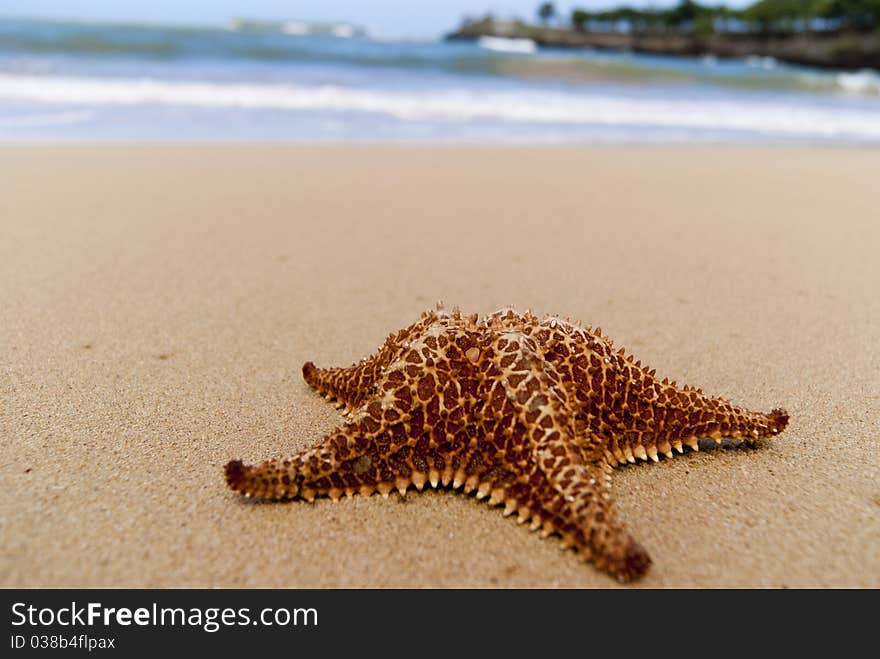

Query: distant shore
[[446, 17, 880, 70]]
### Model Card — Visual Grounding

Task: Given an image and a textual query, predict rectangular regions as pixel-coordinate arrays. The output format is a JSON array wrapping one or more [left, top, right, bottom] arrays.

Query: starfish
[[225, 305, 789, 582]]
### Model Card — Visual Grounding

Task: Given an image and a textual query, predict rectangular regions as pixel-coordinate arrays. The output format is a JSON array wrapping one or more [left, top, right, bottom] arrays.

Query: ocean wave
[[228, 18, 364, 38], [0, 19, 312, 60], [0, 31, 182, 58], [745, 55, 778, 70], [478, 36, 537, 54], [836, 70, 880, 95], [0, 23, 497, 73], [796, 69, 880, 96], [1, 73, 878, 140]]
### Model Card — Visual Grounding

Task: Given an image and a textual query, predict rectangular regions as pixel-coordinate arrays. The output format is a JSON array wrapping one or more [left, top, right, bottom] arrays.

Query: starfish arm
[[542, 318, 789, 465], [225, 397, 425, 501], [301, 309, 446, 410], [229, 311, 491, 502], [302, 359, 385, 412], [657, 387, 789, 445], [535, 437, 651, 582], [484, 331, 651, 581], [608, 380, 789, 466]]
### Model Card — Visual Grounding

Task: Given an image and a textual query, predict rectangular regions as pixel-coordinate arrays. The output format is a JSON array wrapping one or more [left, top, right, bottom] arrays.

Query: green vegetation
[[449, 2, 880, 68], [564, 0, 880, 35], [538, 2, 556, 25]]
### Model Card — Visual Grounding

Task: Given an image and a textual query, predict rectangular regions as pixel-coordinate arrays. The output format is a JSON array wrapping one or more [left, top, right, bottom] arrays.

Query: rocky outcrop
[[446, 17, 880, 70]]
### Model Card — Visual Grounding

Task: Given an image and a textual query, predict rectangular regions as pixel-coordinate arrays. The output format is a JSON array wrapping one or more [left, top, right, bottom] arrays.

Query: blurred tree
[[820, 0, 880, 29], [563, 0, 879, 33], [571, 8, 591, 30], [664, 0, 703, 27], [693, 14, 716, 35], [538, 2, 556, 25]]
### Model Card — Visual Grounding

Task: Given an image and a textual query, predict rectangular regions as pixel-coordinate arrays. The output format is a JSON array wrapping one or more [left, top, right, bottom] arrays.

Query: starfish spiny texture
[[225, 305, 789, 582]]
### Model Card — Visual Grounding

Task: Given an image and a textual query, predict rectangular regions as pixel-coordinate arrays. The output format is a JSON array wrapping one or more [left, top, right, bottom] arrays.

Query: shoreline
[[2, 144, 878, 587]]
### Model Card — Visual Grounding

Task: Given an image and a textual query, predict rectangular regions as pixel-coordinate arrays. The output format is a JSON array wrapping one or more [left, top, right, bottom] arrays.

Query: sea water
[[1, 17, 879, 142]]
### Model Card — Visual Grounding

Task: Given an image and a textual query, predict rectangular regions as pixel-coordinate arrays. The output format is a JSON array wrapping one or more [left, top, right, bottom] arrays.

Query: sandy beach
[[1, 145, 877, 588]]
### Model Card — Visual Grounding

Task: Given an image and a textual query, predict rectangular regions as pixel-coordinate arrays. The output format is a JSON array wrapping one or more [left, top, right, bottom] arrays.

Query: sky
[[0, 0, 747, 38]]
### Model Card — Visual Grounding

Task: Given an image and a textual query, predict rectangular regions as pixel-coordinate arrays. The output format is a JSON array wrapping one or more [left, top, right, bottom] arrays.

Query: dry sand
[[1, 145, 877, 588]]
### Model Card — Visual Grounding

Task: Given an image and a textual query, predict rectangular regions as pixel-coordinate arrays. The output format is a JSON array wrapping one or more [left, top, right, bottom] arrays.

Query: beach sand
[[1, 145, 877, 588]]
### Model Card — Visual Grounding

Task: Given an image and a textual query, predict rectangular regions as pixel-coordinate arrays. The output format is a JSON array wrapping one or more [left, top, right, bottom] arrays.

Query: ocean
[[1, 17, 879, 142]]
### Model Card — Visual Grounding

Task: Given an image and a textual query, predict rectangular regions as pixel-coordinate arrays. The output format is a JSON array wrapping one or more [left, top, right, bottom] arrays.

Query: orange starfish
[[225, 305, 788, 582]]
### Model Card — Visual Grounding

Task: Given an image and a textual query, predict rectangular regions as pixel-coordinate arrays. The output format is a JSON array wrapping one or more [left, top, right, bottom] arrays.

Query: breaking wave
[[1, 73, 879, 140]]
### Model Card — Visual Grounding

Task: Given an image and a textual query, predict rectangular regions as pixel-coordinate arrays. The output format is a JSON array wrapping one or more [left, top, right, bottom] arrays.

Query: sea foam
[[477, 36, 538, 54], [836, 70, 880, 96], [1, 73, 879, 141]]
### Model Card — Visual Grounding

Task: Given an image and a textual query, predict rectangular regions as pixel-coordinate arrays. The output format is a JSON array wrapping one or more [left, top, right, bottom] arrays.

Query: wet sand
[[1, 145, 878, 588]]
